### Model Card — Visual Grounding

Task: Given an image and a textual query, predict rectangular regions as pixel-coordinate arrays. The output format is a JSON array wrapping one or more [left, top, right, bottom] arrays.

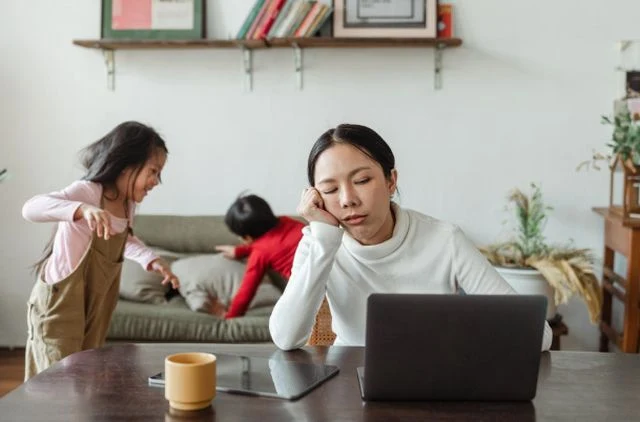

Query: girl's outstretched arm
[[22, 181, 99, 223]]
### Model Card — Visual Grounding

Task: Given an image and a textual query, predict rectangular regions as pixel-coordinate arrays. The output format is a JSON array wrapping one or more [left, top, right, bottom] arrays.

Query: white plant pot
[[495, 267, 557, 320]]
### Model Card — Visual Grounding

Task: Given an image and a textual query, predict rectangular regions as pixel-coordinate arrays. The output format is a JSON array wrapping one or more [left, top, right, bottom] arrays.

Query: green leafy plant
[[0, 168, 7, 183], [578, 107, 640, 171], [604, 109, 640, 164], [480, 183, 602, 323]]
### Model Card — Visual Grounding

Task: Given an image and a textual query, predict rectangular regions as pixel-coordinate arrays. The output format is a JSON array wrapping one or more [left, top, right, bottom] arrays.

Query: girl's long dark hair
[[32, 121, 168, 276]]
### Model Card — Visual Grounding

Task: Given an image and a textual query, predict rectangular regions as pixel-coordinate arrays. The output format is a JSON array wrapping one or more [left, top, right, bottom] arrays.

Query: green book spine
[[237, 0, 266, 39]]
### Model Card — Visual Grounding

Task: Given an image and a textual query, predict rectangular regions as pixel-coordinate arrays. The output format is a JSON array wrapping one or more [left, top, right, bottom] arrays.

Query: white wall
[[1, 0, 637, 348]]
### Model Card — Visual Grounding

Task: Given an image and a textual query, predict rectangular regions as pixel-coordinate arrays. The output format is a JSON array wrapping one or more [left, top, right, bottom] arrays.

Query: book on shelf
[[237, 0, 333, 40], [245, 0, 271, 39], [294, 2, 321, 37], [307, 5, 332, 37], [267, 0, 295, 38], [236, 0, 266, 39], [287, 1, 314, 37], [437, 4, 454, 38], [252, 0, 287, 40], [273, 0, 304, 37]]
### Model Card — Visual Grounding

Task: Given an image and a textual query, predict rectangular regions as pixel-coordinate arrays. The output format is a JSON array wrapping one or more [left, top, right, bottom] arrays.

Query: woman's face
[[314, 143, 397, 245]]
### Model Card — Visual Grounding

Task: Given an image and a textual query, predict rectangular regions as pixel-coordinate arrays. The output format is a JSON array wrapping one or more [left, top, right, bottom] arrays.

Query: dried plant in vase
[[480, 183, 602, 323]]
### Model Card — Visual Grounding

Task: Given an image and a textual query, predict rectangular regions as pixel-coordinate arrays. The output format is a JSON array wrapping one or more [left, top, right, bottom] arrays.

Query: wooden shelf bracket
[[242, 47, 253, 92], [293, 43, 303, 90], [103, 49, 115, 91]]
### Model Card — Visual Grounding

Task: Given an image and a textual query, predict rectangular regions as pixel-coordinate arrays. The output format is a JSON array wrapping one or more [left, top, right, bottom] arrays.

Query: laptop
[[357, 293, 547, 401]]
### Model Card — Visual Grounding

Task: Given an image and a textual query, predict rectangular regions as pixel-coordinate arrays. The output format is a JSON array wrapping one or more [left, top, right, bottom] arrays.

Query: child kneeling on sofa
[[213, 194, 305, 319]]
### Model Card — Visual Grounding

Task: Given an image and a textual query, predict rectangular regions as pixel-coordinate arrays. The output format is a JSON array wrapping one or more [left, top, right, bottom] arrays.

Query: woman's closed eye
[[321, 178, 370, 194]]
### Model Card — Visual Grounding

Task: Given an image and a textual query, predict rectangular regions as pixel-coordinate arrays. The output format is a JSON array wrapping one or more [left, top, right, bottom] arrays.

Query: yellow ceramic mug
[[165, 352, 217, 411]]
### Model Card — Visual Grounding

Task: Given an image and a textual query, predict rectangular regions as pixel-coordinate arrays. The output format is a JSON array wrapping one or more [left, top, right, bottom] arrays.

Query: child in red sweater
[[214, 194, 305, 319]]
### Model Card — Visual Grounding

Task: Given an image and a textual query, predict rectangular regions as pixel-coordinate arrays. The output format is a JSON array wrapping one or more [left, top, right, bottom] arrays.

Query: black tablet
[[149, 353, 340, 401]]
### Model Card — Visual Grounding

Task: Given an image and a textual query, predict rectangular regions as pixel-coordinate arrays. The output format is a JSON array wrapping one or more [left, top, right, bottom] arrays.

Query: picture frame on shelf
[[333, 0, 437, 38], [101, 0, 206, 40]]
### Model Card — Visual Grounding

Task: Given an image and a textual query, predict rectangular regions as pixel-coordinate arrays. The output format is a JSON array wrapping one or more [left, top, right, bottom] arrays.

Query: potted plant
[[578, 100, 640, 218], [480, 183, 602, 323], [0, 168, 7, 183]]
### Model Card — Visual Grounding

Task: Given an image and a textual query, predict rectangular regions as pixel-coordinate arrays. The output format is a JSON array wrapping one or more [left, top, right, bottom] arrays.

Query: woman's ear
[[388, 169, 398, 196]]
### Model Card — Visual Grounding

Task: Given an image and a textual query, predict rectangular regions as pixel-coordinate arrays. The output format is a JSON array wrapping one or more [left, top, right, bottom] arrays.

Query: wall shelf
[[72, 37, 463, 91]]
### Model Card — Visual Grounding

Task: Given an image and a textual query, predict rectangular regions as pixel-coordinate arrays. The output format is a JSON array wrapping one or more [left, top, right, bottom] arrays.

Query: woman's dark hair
[[307, 123, 395, 186], [224, 194, 279, 239], [32, 121, 168, 275]]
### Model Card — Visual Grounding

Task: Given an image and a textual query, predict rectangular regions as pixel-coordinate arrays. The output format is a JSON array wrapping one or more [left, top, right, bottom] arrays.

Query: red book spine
[[254, 0, 287, 39], [246, 0, 273, 39]]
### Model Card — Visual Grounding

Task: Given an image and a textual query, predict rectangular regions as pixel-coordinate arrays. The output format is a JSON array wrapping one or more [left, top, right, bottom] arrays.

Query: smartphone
[[148, 372, 165, 387]]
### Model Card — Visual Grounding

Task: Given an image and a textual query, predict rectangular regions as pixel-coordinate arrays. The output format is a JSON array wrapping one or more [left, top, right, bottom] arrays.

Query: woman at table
[[269, 123, 552, 351]]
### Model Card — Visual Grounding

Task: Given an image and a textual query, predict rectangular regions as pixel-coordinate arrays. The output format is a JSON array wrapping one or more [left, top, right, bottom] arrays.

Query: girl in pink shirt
[[22, 121, 180, 379]]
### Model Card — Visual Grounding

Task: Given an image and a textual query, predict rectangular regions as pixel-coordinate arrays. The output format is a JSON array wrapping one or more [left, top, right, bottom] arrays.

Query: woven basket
[[307, 297, 336, 346]]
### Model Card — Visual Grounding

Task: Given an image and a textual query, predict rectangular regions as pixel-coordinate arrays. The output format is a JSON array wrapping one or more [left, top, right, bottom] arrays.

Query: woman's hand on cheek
[[298, 188, 340, 226]]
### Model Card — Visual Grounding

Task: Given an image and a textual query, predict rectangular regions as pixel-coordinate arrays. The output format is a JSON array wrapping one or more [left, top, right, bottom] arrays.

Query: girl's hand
[[149, 258, 180, 289], [298, 188, 339, 226], [214, 245, 236, 259], [75, 204, 112, 240]]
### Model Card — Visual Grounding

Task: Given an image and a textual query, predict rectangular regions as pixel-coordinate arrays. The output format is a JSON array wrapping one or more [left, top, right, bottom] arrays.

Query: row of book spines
[[237, 0, 332, 40]]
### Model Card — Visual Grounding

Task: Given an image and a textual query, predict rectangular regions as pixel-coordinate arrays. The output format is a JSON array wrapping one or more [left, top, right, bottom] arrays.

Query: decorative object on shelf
[[437, 3, 453, 39], [333, 0, 437, 38], [626, 71, 640, 98], [101, 0, 206, 40], [480, 183, 602, 323], [577, 98, 640, 219]]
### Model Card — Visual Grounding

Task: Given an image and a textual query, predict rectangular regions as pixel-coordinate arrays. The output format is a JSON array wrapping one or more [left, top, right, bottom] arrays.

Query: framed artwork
[[333, 0, 437, 38], [101, 0, 206, 40]]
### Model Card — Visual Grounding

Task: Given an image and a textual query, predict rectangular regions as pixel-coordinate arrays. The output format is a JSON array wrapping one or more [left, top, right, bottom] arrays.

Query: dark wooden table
[[1, 344, 639, 421]]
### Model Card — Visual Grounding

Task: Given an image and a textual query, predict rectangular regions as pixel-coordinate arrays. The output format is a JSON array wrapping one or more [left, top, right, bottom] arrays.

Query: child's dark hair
[[33, 121, 167, 275], [81, 121, 168, 199], [224, 194, 279, 239]]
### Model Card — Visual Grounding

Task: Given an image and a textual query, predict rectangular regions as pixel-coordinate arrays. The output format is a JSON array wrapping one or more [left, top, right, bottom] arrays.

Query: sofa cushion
[[132, 215, 306, 254], [119, 248, 184, 305], [132, 215, 241, 254], [107, 296, 272, 342], [173, 254, 282, 313]]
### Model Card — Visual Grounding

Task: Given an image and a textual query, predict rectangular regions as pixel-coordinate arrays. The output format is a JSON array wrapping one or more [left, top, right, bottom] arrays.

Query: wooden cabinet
[[593, 207, 640, 353]]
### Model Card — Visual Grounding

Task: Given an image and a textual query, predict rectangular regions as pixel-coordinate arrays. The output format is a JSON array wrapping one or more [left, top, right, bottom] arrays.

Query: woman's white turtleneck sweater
[[269, 203, 552, 351]]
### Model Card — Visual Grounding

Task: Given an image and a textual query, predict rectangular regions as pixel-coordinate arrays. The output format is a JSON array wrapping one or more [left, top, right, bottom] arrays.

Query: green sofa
[[106, 215, 288, 344]]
